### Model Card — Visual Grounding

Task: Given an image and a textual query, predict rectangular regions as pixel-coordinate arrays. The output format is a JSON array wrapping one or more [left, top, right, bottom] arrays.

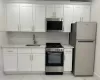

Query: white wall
[[0, 0, 8, 71], [91, 0, 100, 77], [7, 32, 69, 45]]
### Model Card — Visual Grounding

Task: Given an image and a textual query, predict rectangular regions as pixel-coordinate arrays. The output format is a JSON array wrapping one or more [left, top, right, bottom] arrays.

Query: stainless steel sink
[[26, 44, 40, 46]]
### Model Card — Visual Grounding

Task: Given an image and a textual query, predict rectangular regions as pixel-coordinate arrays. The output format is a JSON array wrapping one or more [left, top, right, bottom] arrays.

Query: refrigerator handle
[[78, 41, 94, 42]]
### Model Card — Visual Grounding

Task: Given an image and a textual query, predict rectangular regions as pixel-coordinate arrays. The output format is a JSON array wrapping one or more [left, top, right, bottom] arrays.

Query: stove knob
[[58, 49, 60, 52]]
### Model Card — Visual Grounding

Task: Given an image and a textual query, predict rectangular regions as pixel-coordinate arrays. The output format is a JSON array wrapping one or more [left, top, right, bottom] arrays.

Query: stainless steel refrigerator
[[70, 22, 97, 76]]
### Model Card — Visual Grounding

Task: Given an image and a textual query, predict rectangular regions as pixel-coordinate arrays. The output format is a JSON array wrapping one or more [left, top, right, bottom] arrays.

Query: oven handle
[[47, 52, 62, 54]]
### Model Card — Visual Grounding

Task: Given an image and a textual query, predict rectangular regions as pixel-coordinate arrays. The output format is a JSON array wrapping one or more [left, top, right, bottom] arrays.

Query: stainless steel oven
[[45, 43, 64, 75]]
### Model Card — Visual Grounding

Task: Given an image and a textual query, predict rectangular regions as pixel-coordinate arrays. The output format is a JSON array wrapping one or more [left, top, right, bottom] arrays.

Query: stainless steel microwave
[[46, 18, 63, 32]]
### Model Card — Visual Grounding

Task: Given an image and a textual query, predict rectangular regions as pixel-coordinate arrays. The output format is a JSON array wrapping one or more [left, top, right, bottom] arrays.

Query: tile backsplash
[[7, 32, 69, 45]]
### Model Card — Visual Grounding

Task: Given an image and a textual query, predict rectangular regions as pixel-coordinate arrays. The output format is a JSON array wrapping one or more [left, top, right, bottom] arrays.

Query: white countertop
[[1, 44, 46, 48], [1, 44, 74, 49], [63, 45, 74, 49]]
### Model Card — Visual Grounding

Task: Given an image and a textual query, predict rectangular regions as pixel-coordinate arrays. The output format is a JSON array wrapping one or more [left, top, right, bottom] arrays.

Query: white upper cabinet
[[46, 5, 55, 18], [6, 4, 19, 31], [46, 5, 63, 18], [55, 5, 63, 18], [63, 5, 74, 32], [20, 4, 33, 31], [32, 4, 36, 31], [32, 54, 45, 71], [6, 4, 91, 32], [73, 5, 83, 22], [81, 5, 90, 21], [35, 5, 46, 32], [73, 5, 90, 22]]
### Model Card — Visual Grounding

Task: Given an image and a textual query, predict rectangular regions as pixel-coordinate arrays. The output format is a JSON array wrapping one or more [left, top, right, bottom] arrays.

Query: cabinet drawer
[[18, 48, 31, 54], [64, 49, 72, 53], [3, 48, 17, 54], [32, 48, 45, 54]]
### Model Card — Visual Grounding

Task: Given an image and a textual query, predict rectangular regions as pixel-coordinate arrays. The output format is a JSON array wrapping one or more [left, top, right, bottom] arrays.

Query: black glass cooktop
[[46, 43, 63, 48]]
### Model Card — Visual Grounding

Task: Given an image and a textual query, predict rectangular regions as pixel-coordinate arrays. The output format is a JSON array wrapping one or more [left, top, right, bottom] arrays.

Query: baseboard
[[94, 72, 100, 79]]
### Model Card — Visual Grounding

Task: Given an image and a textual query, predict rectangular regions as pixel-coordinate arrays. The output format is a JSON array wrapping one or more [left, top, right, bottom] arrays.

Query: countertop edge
[[1, 45, 74, 49]]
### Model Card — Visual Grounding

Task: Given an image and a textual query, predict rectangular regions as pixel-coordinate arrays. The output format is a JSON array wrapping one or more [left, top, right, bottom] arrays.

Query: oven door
[[46, 51, 64, 66]]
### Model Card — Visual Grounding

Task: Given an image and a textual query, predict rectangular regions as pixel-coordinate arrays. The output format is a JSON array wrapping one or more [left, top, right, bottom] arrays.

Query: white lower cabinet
[[3, 47, 73, 73], [17, 48, 45, 72], [18, 53, 45, 72], [32, 54, 45, 71], [3, 54, 17, 71], [64, 51, 72, 71], [18, 54, 32, 71]]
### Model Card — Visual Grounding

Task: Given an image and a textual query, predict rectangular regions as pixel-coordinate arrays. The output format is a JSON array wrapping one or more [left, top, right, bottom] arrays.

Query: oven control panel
[[46, 48, 64, 52]]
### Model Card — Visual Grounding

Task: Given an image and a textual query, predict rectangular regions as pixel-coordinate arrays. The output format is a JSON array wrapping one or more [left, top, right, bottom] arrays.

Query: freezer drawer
[[76, 22, 97, 40], [74, 40, 95, 76]]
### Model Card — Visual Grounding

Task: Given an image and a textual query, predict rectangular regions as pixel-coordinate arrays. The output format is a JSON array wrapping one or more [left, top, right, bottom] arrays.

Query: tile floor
[[0, 72, 99, 80]]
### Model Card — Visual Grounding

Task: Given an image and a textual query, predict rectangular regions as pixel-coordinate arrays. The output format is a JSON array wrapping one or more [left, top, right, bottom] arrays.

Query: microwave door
[[47, 21, 63, 32]]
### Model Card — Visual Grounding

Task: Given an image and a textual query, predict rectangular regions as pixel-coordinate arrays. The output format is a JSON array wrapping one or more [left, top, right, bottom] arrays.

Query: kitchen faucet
[[33, 34, 37, 44]]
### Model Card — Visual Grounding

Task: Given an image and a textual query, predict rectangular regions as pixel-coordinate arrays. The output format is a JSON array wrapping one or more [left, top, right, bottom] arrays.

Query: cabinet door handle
[[8, 51, 13, 52], [80, 17, 82, 22], [18, 24, 20, 31], [30, 55, 32, 61], [82, 17, 83, 22], [53, 12, 56, 17], [19, 24, 21, 31], [32, 55, 33, 60], [32, 26, 34, 31]]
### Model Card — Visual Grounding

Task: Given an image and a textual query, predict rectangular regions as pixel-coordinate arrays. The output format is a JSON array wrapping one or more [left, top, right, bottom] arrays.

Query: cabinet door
[[32, 4, 35, 31], [20, 4, 33, 31], [46, 5, 55, 18], [35, 5, 46, 32], [73, 5, 83, 22], [64, 53, 72, 71], [55, 5, 63, 18], [18, 54, 31, 71], [82, 5, 90, 21], [3, 54, 17, 71], [6, 4, 19, 31], [32, 54, 45, 71], [63, 5, 73, 32]]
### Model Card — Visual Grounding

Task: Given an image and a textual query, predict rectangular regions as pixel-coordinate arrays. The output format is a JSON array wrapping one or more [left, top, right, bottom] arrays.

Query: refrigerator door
[[76, 22, 97, 40], [74, 40, 95, 76]]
